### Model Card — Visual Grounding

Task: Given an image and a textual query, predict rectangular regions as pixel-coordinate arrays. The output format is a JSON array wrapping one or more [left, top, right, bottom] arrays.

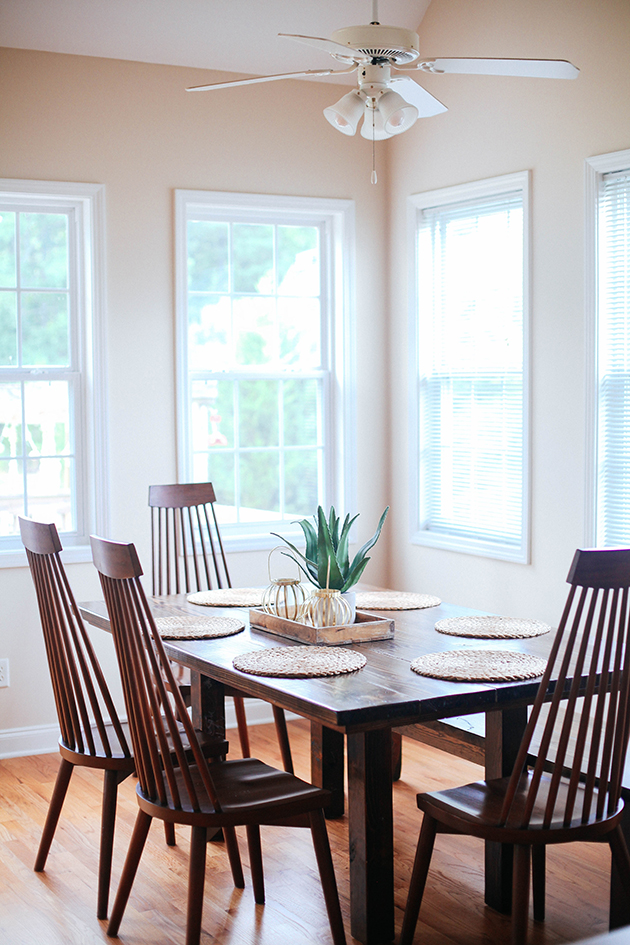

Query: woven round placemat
[[233, 646, 367, 678], [187, 588, 263, 607], [410, 649, 547, 682], [435, 615, 551, 640], [154, 614, 245, 640], [355, 591, 441, 610]]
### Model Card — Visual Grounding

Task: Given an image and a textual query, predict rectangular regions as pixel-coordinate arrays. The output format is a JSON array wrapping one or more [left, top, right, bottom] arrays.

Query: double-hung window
[[0, 180, 106, 561], [587, 149, 630, 546], [409, 172, 530, 562], [175, 191, 355, 549]]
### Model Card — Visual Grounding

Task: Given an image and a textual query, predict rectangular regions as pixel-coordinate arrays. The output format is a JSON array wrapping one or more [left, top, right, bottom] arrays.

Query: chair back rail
[[20, 517, 130, 759], [91, 534, 222, 813], [149, 482, 231, 595], [500, 547, 630, 830]]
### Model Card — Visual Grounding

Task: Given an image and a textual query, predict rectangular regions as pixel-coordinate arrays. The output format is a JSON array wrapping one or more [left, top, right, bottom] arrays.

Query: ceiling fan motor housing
[[331, 24, 420, 64]]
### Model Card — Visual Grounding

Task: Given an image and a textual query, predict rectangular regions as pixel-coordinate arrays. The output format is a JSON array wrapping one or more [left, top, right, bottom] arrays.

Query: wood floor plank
[[0, 719, 611, 945]]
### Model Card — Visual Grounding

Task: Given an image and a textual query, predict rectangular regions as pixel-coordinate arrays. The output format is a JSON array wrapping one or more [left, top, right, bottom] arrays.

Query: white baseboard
[[0, 723, 61, 759], [0, 701, 298, 760]]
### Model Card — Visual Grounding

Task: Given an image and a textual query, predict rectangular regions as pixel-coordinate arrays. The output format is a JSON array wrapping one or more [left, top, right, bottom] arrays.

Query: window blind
[[417, 189, 525, 552], [596, 169, 630, 546]]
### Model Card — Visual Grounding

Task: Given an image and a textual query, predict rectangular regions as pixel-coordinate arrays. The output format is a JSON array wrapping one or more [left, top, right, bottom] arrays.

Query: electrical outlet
[[0, 658, 9, 688]]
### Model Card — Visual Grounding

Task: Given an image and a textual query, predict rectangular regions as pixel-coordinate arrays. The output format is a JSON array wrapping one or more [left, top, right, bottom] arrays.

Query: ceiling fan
[[187, 1, 578, 177]]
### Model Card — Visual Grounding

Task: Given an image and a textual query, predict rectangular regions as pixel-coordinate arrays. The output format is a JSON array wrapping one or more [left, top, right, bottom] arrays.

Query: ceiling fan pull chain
[[371, 108, 378, 184]]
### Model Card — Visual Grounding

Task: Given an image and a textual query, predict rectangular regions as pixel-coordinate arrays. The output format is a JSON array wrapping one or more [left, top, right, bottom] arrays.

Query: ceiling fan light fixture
[[360, 103, 392, 140], [323, 89, 365, 135], [379, 89, 419, 135]]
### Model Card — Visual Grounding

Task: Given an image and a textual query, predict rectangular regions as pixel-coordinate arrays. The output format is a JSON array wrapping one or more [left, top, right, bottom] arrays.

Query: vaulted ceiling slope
[[0, 0, 432, 82]]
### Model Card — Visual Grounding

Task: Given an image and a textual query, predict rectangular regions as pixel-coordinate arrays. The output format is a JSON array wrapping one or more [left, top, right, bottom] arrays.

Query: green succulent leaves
[[272, 505, 389, 592]]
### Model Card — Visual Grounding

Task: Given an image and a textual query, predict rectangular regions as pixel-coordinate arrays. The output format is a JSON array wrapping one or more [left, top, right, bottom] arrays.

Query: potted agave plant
[[273, 505, 389, 626]]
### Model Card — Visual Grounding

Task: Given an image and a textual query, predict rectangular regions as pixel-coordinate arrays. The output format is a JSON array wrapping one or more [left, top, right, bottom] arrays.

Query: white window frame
[[407, 171, 531, 562], [0, 179, 108, 566], [585, 148, 630, 546], [175, 190, 356, 551]]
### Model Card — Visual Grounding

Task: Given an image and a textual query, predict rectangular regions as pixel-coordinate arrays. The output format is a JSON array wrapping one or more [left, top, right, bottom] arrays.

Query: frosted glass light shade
[[323, 90, 364, 136], [379, 89, 419, 135], [360, 105, 392, 140]]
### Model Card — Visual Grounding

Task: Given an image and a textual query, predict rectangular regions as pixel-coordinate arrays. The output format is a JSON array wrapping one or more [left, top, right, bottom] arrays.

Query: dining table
[[79, 591, 630, 945]]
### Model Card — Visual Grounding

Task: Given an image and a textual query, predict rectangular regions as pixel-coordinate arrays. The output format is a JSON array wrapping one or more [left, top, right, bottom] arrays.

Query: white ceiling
[[0, 1, 432, 82]]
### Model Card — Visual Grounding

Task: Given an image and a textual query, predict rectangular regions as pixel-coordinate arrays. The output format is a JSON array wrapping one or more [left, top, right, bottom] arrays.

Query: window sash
[[175, 190, 355, 550], [0, 180, 107, 561], [409, 172, 530, 562], [592, 164, 630, 545]]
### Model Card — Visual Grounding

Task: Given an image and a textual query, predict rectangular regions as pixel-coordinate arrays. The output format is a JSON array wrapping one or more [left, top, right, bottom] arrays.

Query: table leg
[[347, 728, 394, 945], [610, 785, 630, 929], [311, 723, 345, 818], [190, 670, 226, 739], [484, 706, 528, 914]]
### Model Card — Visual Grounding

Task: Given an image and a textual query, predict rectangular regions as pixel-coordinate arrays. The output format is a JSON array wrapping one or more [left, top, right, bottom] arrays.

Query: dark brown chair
[[401, 547, 630, 945], [149, 481, 294, 772], [90, 534, 346, 945], [20, 517, 136, 920]]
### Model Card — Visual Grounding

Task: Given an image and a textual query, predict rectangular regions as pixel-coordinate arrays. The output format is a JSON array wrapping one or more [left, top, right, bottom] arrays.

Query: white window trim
[[584, 148, 630, 546], [174, 190, 356, 552], [0, 179, 108, 567], [407, 171, 531, 563]]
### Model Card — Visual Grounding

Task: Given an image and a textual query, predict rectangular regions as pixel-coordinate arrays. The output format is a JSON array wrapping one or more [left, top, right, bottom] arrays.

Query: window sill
[[0, 544, 95, 569], [411, 530, 529, 564]]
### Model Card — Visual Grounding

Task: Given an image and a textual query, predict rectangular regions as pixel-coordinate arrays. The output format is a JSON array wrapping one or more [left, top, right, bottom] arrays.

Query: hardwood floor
[[0, 719, 612, 945]]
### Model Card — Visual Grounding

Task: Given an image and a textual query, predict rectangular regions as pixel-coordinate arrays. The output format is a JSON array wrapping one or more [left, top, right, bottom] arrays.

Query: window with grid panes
[[0, 181, 106, 560], [176, 191, 355, 548]]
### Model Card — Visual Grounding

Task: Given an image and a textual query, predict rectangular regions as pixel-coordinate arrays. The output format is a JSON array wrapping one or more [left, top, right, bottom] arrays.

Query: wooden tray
[[248, 608, 395, 646]]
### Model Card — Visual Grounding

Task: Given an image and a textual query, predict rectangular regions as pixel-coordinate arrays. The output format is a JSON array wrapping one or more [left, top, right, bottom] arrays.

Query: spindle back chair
[[149, 481, 294, 772], [401, 547, 630, 945], [90, 534, 346, 945], [20, 516, 135, 920]]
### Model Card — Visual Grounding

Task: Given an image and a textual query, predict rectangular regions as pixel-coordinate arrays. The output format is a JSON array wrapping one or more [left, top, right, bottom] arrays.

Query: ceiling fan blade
[[422, 58, 579, 79], [279, 32, 365, 62], [389, 77, 448, 117], [187, 67, 355, 92]]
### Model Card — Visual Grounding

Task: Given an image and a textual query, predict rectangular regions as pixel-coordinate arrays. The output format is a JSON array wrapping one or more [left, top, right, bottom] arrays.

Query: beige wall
[[0, 47, 390, 739], [388, 0, 630, 620]]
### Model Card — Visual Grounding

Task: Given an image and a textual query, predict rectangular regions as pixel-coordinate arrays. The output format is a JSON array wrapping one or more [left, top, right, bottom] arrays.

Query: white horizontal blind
[[416, 187, 526, 555], [596, 168, 630, 546]]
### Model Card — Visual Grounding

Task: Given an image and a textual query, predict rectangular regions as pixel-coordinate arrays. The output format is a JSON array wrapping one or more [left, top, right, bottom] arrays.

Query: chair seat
[[59, 722, 134, 770], [136, 757, 331, 827], [419, 770, 625, 844], [59, 717, 228, 770]]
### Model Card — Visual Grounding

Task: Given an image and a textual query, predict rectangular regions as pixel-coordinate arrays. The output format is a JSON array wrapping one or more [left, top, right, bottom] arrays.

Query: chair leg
[[531, 844, 545, 922], [164, 821, 176, 846], [609, 825, 630, 892], [34, 757, 74, 872], [245, 824, 265, 904], [107, 810, 152, 936], [186, 825, 208, 945], [233, 695, 251, 758], [400, 814, 438, 945], [511, 844, 531, 945], [97, 769, 120, 919], [272, 705, 294, 774], [224, 825, 245, 888], [309, 809, 347, 945]]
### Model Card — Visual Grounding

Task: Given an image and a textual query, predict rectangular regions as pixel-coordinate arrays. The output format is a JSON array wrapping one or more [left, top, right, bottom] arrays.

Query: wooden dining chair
[[400, 547, 630, 945], [90, 533, 346, 945], [19, 516, 137, 921], [149, 481, 294, 772]]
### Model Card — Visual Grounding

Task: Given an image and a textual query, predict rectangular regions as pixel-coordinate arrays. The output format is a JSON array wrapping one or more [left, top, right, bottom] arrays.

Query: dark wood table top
[[80, 595, 555, 733]]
